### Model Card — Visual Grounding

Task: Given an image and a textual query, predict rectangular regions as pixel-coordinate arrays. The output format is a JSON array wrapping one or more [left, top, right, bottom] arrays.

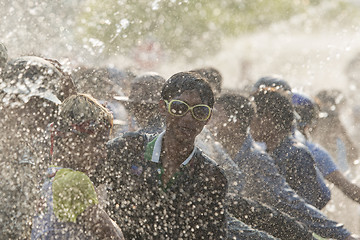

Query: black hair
[[190, 67, 222, 95], [253, 76, 292, 93], [252, 89, 294, 133], [161, 71, 215, 108], [216, 93, 254, 130]]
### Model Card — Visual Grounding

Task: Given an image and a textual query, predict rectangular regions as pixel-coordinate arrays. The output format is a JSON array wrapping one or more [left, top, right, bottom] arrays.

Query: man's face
[[209, 103, 248, 142], [127, 102, 158, 127], [250, 113, 275, 143], [162, 90, 211, 145], [208, 103, 231, 139]]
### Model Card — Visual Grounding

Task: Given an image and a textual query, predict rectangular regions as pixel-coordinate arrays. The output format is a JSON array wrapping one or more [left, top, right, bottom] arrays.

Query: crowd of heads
[[2, 41, 360, 239], [0, 44, 355, 176]]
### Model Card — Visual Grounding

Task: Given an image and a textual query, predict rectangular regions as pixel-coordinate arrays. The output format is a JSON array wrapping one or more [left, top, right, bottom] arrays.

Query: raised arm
[[326, 170, 360, 204], [79, 205, 124, 240]]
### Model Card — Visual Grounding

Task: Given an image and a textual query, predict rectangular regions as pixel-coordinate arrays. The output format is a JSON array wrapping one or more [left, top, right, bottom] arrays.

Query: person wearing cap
[[293, 92, 360, 234], [104, 71, 228, 239], [209, 91, 359, 240], [0, 55, 76, 239], [292, 92, 340, 179], [292, 91, 360, 192], [31, 93, 124, 240], [114, 72, 166, 134]]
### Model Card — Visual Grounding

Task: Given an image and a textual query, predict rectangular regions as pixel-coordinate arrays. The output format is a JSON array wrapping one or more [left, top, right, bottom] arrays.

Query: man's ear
[[159, 99, 167, 116]]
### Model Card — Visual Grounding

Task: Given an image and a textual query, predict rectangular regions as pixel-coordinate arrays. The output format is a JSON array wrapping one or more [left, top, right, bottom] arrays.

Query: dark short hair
[[253, 76, 292, 93], [190, 67, 222, 95], [252, 89, 294, 133], [292, 92, 319, 130], [129, 72, 165, 104], [216, 93, 254, 130], [161, 71, 214, 108]]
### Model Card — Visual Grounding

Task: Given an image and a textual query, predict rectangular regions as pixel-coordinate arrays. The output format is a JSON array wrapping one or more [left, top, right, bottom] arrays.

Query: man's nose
[[182, 109, 195, 121]]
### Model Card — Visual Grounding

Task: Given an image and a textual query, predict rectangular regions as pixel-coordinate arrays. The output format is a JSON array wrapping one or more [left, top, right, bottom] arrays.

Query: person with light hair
[[0, 55, 76, 239], [31, 93, 124, 240]]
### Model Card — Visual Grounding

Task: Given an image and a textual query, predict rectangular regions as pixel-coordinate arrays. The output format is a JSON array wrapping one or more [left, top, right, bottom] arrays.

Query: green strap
[[157, 166, 184, 192], [144, 135, 158, 161], [312, 233, 327, 240]]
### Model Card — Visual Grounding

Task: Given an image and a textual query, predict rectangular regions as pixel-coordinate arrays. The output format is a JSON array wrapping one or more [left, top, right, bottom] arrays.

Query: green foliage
[[75, 0, 324, 60]]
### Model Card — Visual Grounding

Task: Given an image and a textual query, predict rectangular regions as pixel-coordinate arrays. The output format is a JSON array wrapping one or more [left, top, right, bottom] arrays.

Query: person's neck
[[163, 133, 194, 164], [265, 132, 288, 152], [218, 132, 247, 159], [53, 153, 93, 176], [161, 132, 194, 183]]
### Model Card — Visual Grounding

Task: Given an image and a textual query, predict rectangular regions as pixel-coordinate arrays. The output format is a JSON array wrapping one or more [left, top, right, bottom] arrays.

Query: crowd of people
[[1, 41, 360, 239]]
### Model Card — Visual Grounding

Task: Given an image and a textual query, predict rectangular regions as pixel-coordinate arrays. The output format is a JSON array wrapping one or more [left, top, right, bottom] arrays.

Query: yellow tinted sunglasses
[[164, 99, 212, 121]]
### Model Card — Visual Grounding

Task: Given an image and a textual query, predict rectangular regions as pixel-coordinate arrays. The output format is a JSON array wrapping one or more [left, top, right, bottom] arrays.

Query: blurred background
[[2, 0, 360, 92]]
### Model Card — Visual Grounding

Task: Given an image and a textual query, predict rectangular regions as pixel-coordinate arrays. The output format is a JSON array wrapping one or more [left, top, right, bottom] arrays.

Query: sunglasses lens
[[169, 100, 189, 116], [193, 105, 211, 120]]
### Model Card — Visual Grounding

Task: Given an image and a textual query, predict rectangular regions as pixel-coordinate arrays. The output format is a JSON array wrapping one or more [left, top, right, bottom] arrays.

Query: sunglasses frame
[[164, 99, 212, 121]]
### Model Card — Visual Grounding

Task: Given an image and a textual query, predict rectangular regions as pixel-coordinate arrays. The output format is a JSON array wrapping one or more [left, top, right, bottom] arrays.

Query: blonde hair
[[57, 93, 113, 134]]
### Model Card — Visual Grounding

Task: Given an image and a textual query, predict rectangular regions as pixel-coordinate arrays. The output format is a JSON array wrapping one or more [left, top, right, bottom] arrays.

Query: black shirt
[[103, 132, 228, 239]]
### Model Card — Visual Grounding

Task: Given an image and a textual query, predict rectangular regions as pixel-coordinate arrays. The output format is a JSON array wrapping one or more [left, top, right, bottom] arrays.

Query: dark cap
[[114, 72, 165, 104], [292, 92, 318, 128]]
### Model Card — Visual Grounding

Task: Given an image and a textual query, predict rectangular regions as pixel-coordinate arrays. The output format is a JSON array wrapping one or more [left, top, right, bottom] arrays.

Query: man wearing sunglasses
[[103, 71, 231, 239]]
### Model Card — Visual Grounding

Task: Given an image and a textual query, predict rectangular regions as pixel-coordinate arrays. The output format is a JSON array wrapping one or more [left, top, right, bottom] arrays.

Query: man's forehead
[[172, 89, 203, 102]]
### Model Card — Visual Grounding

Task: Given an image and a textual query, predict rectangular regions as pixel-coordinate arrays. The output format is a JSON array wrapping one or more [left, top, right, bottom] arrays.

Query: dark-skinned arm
[[78, 205, 125, 240], [326, 170, 360, 204], [228, 195, 313, 240]]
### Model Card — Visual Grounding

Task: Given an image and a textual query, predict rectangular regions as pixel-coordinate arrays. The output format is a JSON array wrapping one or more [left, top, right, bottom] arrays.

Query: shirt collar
[[150, 130, 196, 166], [238, 134, 267, 156]]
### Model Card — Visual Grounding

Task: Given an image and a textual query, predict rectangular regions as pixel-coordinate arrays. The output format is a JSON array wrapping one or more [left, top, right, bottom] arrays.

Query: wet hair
[[72, 66, 118, 100], [190, 67, 222, 96], [252, 88, 294, 133], [2, 56, 76, 108], [216, 93, 254, 131], [161, 71, 215, 108], [253, 76, 292, 93], [56, 93, 113, 135], [129, 72, 165, 104], [126, 72, 166, 127]]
